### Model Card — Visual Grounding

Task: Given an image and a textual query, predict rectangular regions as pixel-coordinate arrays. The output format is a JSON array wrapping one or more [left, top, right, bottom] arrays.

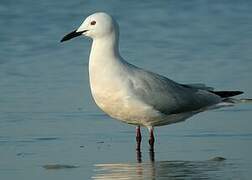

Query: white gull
[[61, 12, 244, 151]]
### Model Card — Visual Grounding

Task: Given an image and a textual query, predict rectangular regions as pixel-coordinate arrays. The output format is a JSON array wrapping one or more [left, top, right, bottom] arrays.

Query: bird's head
[[61, 12, 117, 42]]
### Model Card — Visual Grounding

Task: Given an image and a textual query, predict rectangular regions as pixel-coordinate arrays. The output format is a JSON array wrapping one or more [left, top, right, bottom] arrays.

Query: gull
[[61, 12, 245, 151]]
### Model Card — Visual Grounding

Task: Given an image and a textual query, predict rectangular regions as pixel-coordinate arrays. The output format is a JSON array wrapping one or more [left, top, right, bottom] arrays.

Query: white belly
[[90, 82, 149, 125]]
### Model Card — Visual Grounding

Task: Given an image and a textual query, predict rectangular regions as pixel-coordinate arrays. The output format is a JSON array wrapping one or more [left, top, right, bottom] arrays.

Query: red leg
[[136, 125, 142, 151], [148, 127, 155, 152]]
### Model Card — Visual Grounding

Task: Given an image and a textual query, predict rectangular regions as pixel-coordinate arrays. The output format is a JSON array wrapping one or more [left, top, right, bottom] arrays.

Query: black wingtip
[[210, 90, 244, 98], [60, 38, 65, 43]]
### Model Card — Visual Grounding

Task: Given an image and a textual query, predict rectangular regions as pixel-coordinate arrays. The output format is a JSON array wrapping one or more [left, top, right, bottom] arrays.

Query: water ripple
[[93, 159, 235, 180]]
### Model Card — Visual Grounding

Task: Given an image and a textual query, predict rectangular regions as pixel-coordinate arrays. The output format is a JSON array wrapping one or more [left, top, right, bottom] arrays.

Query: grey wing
[[128, 69, 221, 115], [181, 83, 214, 91]]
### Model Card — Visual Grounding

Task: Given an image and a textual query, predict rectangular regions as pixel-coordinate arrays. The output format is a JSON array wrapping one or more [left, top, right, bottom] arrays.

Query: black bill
[[60, 30, 87, 42]]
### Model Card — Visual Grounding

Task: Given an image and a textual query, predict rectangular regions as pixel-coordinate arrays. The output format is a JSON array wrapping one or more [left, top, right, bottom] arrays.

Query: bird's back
[[123, 61, 222, 115]]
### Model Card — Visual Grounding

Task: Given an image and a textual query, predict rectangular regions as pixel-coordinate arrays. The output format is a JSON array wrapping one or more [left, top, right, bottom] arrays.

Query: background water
[[1, 0, 252, 179]]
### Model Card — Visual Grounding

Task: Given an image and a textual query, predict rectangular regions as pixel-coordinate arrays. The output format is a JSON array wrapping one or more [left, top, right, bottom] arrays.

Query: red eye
[[90, 21, 96, 25]]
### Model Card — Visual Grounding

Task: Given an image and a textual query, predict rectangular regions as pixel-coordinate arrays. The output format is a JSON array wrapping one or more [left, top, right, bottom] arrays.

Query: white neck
[[88, 31, 125, 91], [90, 30, 120, 60], [89, 30, 123, 72]]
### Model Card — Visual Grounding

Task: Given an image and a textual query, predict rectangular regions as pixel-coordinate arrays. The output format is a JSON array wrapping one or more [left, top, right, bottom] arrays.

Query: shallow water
[[1, 0, 252, 179]]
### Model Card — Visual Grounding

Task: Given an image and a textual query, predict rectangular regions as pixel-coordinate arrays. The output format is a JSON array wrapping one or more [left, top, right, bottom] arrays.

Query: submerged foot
[[136, 125, 142, 151], [148, 127, 155, 151]]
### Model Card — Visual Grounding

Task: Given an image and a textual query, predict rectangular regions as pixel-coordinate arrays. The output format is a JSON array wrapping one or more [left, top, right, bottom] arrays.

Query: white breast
[[89, 58, 161, 125]]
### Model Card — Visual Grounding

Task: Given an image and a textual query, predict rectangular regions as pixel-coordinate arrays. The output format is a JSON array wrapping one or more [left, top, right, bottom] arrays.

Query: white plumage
[[61, 12, 243, 150]]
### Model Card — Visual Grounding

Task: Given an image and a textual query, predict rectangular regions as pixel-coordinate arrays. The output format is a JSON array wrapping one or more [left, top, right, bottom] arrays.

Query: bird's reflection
[[137, 149, 155, 163], [92, 150, 229, 180], [148, 150, 155, 163]]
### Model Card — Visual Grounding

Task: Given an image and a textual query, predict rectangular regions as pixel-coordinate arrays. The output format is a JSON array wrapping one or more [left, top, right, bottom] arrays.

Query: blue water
[[1, 0, 252, 179]]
